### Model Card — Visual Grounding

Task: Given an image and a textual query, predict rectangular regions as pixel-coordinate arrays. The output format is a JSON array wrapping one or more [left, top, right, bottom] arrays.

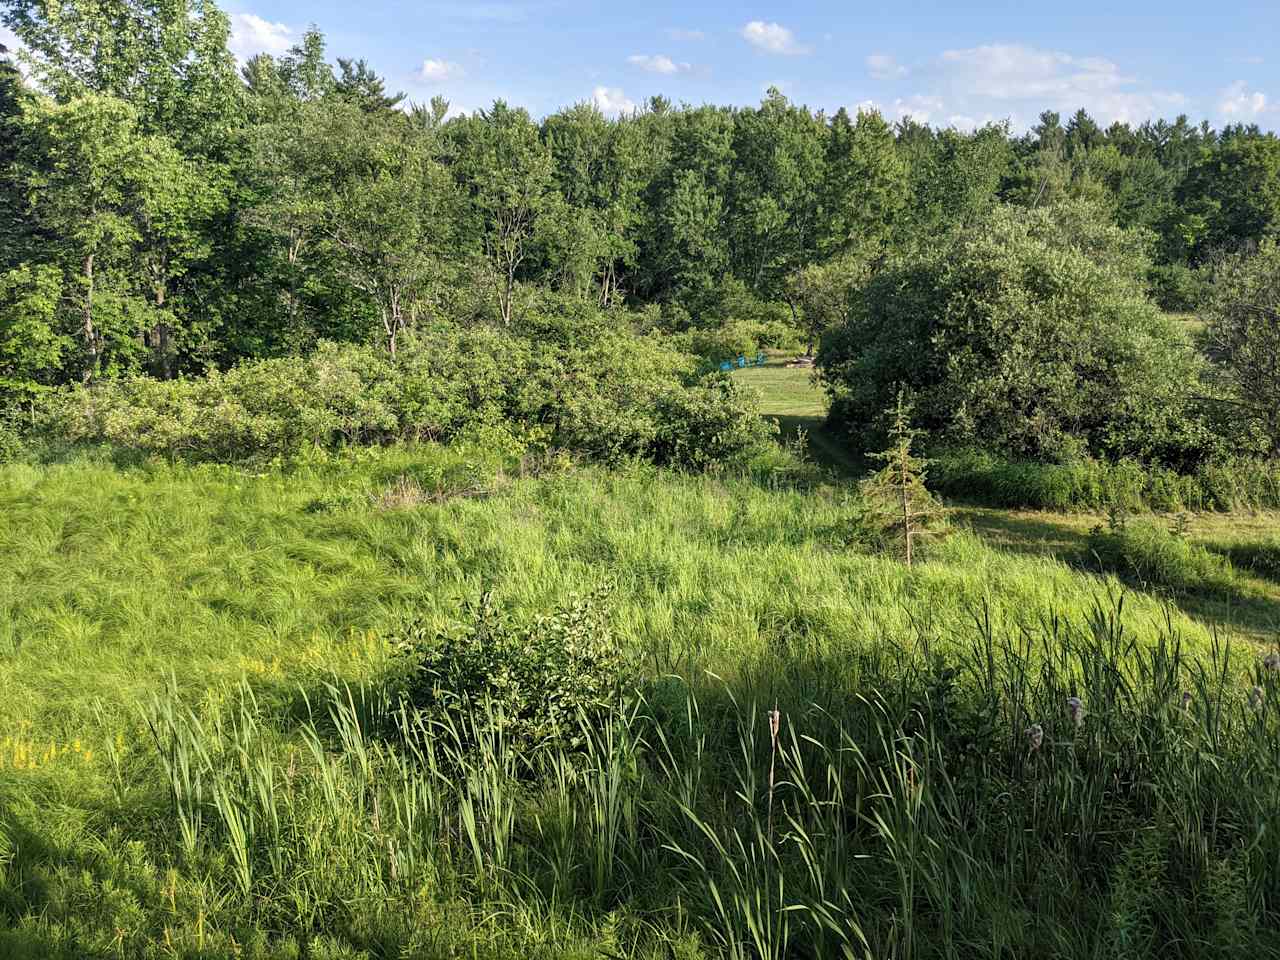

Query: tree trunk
[[151, 282, 173, 379], [81, 253, 97, 384], [900, 450, 913, 568]]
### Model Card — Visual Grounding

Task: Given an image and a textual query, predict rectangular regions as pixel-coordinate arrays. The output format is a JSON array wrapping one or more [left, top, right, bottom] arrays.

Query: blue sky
[[30, 1, 1280, 130]]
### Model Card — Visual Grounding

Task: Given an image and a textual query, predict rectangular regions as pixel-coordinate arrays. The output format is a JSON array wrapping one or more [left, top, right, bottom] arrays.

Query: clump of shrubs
[[389, 591, 636, 757], [931, 447, 1280, 513], [40, 312, 774, 470]]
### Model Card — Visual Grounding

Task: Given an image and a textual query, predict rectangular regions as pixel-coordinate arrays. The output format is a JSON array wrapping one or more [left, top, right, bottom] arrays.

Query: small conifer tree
[[861, 390, 939, 566]]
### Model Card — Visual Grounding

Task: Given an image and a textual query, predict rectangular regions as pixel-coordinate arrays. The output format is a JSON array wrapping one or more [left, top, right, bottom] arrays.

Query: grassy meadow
[[0, 351, 1276, 960], [2, 424, 1280, 957]]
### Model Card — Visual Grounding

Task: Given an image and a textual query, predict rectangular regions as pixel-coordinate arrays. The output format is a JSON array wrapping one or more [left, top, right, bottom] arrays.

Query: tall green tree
[[818, 108, 908, 260], [1177, 136, 1280, 260], [2, 0, 241, 154], [16, 93, 213, 380], [450, 102, 555, 325]]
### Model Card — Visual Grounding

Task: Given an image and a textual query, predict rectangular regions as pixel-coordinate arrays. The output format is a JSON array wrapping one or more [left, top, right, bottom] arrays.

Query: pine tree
[[861, 390, 939, 567]]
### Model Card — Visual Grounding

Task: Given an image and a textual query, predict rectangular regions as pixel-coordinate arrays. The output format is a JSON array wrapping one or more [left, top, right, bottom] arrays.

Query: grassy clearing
[[2, 448, 1279, 956], [730, 357, 864, 474]]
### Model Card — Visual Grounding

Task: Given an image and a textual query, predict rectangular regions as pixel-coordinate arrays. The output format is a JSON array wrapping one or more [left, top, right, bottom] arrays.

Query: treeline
[[3, 1, 1279, 404]]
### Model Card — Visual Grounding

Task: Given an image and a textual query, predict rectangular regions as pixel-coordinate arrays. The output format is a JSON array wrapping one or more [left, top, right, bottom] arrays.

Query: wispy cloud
[[628, 54, 691, 75], [866, 53, 907, 80], [228, 12, 293, 62], [929, 43, 1186, 126], [741, 21, 809, 56], [592, 85, 637, 116], [420, 59, 465, 82]]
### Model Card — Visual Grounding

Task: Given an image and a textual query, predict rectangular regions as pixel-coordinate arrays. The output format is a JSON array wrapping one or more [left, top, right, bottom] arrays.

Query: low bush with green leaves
[[389, 590, 637, 757], [931, 447, 1280, 513]]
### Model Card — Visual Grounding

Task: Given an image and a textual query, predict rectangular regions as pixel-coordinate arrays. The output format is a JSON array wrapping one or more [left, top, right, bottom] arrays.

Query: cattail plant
[[767, 705, 781, 843], [1066, 696, 1085, 729], [1025, 724, 1044, 752]]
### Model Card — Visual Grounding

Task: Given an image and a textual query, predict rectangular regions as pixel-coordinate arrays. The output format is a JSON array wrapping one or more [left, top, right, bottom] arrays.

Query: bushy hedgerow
[[41, 310, 775, 468], [931, 447, 1280, 513]]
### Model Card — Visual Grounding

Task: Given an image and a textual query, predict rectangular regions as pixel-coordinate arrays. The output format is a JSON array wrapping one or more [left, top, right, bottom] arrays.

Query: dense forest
[[2, 0, 1279, 474]]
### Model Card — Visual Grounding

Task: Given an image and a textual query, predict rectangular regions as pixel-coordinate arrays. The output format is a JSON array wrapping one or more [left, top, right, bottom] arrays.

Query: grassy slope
[[732, 358, 1280, 639], [0, 450, 1226, 749], [3, 447, 1279, 956]]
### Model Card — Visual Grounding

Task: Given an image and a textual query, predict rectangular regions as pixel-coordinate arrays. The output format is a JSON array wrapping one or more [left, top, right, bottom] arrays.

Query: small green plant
[[860, 391, 943, 566], [390, 590, 637, 757]]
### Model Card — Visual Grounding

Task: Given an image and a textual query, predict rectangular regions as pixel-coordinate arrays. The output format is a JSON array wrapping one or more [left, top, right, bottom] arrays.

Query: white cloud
[[592, 85, 637, 116], [628, 54, 690, 75], [741, 21, 809, 56], [0, 25, 18, 54], [419, 59, 464, 82], [228, 13, 293, 62], [866, 53, 907, 80], [1219, 81, 1269, 118], [929, 43, 1186, 126], [667, 28, 705, 41]]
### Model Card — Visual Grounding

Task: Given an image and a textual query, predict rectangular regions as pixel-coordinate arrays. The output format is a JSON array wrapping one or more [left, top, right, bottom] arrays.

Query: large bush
[[1203, 240, 1280, 456], [42, 309, 775, 468], [818, 201, 1209, 464]]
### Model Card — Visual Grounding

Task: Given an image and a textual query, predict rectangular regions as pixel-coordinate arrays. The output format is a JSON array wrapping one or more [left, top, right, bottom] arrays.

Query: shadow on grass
[[773, 415, 867, 478], [954, 507, 1280, 642]]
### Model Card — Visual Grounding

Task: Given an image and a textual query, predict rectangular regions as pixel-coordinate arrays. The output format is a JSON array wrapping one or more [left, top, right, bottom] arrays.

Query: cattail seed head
[[1025, 724, 1044, 751], [1263, 652, 1280, 672], [1249, 686, 1265, 712], [1066, 696, 1085, 728], [768, 708, 781, 742], [1180, 691, 1193, 711]]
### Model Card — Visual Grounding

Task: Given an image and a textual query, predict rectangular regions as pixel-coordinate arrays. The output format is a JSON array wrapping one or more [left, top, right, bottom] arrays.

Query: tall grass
[[932, 447, 1280, 513], [1, 445, 1278, 956]]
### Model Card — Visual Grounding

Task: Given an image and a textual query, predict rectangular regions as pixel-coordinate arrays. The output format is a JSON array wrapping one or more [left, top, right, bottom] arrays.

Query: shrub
[[930, 447, 1280, 513], [818, 200, 1208, 463], [41, 312, 774, 469], [1202, 241, 1280, 456], [389, 591, 636, 756]]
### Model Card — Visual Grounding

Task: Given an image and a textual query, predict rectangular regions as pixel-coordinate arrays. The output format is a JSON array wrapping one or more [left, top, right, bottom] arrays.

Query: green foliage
[[819, 200, 1209, 463], [390, 590, 635, 756], [1203, 240, 1280, 454], [43, 312, 773, 468], [1177, 136, 1280, 260], [859, 392, 943, 564], [931, 447, 1280, 512], [0, 262, 67, 403], [1086, 519, 1239, 598]]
